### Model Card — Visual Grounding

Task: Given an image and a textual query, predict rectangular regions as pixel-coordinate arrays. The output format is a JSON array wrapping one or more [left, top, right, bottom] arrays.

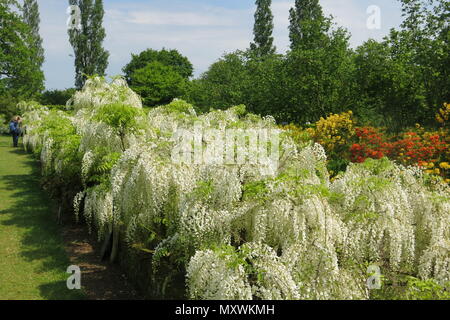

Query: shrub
[[39, 89, 76, 106], [129, 62, 187, 107], [22, 78, 450, 300], [94, 103, 145, 151]]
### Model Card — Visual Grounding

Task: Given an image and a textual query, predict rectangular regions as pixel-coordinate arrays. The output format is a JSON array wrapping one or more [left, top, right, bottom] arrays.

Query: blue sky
[[38, 0, 404, 90]]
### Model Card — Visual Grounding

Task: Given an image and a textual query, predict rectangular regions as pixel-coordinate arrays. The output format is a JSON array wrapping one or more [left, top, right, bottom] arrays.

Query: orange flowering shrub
[[350, 127, 390, 163], [391, 131, 447, 166], [282, 106, 450, 183], [350, 125, 449, 182]]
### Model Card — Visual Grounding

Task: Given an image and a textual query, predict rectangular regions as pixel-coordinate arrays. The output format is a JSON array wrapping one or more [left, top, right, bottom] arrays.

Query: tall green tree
[[284, 0, 352, 124], [123, 48, 193, 83], [122, 48, 193, 107], [393, 0, 449, 121], [250, 0, 276, 57], [68, 0, 109, 89], [130, 62, 187, 107], [283, 27, 353, 124], [288, 0, 330, 50], [22, 0, 45, 77], [352, 39, 426, 130], [0, 0, 44, 100], [185, 51, 250, 112]]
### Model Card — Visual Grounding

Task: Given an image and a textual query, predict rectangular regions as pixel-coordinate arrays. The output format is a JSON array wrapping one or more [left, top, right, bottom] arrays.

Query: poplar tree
[[0, 0, 44, 98], [250, 0, 276, 57], [22, 0, 45, 74], [288, 0, 330, 50], [68, 0, 109, 89]]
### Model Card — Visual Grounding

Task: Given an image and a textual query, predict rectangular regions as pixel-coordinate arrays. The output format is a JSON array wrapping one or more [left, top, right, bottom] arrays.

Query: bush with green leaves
[[0, 113, 9, 134], [128, 61, 187, 107], [123, 48, 193, 82], [94, 103, 145, 151], [22, 76, 450, 300], [39, 88, 76, 106]]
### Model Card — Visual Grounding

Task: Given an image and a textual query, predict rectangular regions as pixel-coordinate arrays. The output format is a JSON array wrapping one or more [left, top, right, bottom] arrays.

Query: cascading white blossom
[[22, 78, 450, 300], [67, 76, 143, 112], [187, 249, 253, 300]]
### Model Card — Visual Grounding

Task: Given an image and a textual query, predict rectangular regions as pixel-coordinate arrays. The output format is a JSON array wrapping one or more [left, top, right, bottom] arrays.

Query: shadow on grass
[[0, 147, 86, 300]]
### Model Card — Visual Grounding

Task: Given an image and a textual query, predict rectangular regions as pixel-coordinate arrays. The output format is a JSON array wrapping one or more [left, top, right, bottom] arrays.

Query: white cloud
[[125, 10, 237, 27], [37, 0, 403, 89]]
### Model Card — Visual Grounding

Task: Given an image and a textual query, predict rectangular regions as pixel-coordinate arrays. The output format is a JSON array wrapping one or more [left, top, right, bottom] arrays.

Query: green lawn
[[0, 135, 85, 300]]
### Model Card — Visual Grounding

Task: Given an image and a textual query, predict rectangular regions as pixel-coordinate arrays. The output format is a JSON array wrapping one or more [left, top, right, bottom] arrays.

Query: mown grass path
[[0, 135, 84, 300]]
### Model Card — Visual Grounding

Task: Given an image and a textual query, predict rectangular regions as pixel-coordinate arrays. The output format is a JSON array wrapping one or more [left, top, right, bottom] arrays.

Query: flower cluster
[[21, 79, 450, 300], [308, 111, 355, 155], [350, 127, 388, 163], [436, 103, 450, 127]]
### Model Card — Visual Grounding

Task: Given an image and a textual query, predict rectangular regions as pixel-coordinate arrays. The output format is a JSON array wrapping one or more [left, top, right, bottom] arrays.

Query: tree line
[[186, 0, 449, 131], [0, 0, 108, 119], [1, 0, 448, 132]]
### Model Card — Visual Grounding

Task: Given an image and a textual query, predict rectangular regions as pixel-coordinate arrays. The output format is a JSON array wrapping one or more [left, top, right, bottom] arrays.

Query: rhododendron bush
[[21, 77, 450, 300]]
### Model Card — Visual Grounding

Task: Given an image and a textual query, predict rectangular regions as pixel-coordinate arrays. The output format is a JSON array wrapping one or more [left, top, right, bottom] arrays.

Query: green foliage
[[32, 110, 82, 183], [185, 0, 447, 133], [213, 245, 252, 271], [243, 54, 285, 118], [282, 27, 353, 123], [397, 0, 449, 117], [243, 180, 269, 201], [350, 0, 449, 130], [39, 89, 76, 106], [372, 275, 450, 300], [250, 0, 276, 57], [186, 22, 353, 125], [352, 39, 427, 130], [0, 94, 20, 122], [161, 99, 196, 115], [68, 0, 109, 88], [0, 113, 8, 134], [288, 0, 331, 50], [192, 180, 214, 200], [129, 61, 187, 107], [123, 48, 193, 82], [360, 157, 395, 176], [22, 0, 45, 80], [0, 1, 44, 98], [185, 51, 250, 112], [86, 147, 121, 185], [94, 103, 144, 151], [402, 277, 450, 300]]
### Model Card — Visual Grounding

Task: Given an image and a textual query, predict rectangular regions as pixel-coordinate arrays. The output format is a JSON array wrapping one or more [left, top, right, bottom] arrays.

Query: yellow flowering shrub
[[433, 103, 450, 183], [281, 111, 357, 176], [436, 102, 450, 127], [310, 111, 355, 156]]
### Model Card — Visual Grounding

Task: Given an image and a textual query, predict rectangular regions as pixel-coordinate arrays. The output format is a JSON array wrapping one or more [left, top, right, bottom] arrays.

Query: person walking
[[9, 116, 22, 147]]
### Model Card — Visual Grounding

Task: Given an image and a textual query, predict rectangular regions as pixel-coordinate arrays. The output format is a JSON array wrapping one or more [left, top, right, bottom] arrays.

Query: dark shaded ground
[[61, 219, 141, 300]]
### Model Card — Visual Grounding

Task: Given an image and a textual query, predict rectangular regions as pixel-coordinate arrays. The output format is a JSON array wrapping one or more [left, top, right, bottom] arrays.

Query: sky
[[38, 0, 404, 90]]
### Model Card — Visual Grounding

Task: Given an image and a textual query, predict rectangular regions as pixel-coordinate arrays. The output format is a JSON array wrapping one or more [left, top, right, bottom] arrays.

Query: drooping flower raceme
[[22, 77, 450, 300]]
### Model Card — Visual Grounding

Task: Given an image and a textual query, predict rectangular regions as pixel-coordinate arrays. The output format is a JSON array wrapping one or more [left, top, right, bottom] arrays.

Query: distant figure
[[9, 116, 22, 148]]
